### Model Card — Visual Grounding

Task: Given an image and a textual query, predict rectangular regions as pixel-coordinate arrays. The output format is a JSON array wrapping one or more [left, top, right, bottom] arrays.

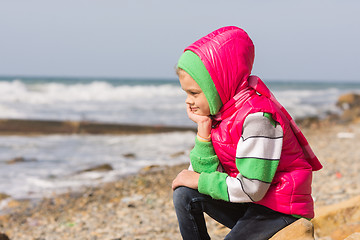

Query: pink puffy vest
[[211, 93, 315, 219]]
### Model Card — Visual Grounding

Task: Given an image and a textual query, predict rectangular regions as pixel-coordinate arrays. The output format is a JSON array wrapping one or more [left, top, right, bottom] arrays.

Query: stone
[[0, 233, 10, 240], [340, 109, 360, 123], [296, 116, 320, 129], [344, 232, 360, 240], [269, 218, 314, 240], [78, 164, 113, 173], [331, 223, 360, 240], [312, 195, 360, 238], [140, 165, 160, 172], [0, 193, 10, 201], [170, 151, 185, 158], [123, 153, 136, 159], [5, 157, 37, 164], [335, 93, 360, 123], [337, 93, 360, 109]]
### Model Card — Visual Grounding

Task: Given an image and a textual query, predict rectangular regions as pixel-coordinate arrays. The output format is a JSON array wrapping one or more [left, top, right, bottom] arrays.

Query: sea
[[0, 76, 359, 206]]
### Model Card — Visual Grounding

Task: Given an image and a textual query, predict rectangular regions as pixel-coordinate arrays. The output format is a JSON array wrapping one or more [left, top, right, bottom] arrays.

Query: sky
[[0, 0, 359, 82]]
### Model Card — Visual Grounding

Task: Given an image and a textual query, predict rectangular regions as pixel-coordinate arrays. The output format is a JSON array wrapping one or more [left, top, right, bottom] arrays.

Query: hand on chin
[[187, 105, 210, 124]]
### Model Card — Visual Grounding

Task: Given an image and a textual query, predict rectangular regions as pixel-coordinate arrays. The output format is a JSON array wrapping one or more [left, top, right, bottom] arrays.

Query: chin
[[195, 111, 208, 116]]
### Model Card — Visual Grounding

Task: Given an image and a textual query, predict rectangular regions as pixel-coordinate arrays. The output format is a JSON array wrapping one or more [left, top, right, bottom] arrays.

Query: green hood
[[177, 50, 222, 115]]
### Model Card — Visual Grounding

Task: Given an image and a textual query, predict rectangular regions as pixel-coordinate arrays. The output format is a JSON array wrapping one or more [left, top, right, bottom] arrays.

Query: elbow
[[250, 190, 267, 202]]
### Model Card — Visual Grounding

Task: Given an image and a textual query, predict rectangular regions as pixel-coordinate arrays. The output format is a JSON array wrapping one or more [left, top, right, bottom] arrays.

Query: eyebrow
[[184, 88, 201, 93]]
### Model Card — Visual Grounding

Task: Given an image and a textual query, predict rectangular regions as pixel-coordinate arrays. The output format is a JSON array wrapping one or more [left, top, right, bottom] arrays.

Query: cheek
[[197, 97, 210, 115]]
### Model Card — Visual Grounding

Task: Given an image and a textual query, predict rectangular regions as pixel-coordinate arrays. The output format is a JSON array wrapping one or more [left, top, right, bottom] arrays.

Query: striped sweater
[[189, 112, 283, 203]]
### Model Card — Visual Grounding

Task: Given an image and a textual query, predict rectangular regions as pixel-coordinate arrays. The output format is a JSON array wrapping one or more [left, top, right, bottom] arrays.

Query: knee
[[173, 186, 196, 209]]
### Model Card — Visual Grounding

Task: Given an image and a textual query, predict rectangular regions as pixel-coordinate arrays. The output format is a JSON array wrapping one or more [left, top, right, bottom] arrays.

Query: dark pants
[[173, 187, 298, 240]]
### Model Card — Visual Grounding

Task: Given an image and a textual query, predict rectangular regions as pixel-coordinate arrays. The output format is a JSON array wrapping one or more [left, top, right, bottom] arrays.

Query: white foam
[[273, 88, 345, 119], [0, 80, 188, 125], [1, 79, 357, 125], [0, 132, 195, 200]]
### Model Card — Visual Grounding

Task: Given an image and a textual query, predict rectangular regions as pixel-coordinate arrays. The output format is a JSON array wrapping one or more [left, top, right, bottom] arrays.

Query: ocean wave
[[0, 79, 358, 125], [0, 80, 183, 103]]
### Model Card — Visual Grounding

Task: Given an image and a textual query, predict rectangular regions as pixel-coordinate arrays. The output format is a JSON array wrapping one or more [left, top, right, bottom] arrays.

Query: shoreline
[[0, 120, 359, 239], [0, 117, 333, 136], [0, 118, 196, 135]]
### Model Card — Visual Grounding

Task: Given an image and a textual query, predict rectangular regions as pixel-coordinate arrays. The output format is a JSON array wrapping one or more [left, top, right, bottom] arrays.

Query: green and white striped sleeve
[[198, 112, 283, 202], [189, 136, 219, 173]]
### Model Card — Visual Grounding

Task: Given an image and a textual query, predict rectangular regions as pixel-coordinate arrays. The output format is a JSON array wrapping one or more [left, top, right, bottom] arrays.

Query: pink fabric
[[185, 26, 255, 105], [211, 90, 317, 218], [186, 26, 321, 171], [247, 76, 322, 170], [185, 26, 322, 218]]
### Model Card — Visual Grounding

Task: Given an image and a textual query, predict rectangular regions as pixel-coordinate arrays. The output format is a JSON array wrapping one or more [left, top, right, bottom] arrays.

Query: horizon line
[[0, 74, 359, 84]]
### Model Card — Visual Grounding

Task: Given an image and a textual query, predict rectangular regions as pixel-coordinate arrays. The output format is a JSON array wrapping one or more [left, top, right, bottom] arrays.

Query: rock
[[140, 165, 160, 172], [78, 164, 113, 173], [269, 218, 314, 240], [344, 232, 360, 240], [0, 193, 10, 201], [123, 153, 136, 159], [170, 151, 185, 158], [312, 195, 360, 238], [341, 109, 360, 123], [6, 157, 37, 164], [296, 116, 320, 129], [331, 223, 360, 240], [213, 224, 229, 237], [336, 93, 360, 123], [0, 233, 10, 240], [6, 199, 29, 209], [337, 93, 360, 110]]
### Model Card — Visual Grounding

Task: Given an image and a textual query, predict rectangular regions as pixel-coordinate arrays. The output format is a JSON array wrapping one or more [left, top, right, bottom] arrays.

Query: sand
[[0, 120, 359, 240]]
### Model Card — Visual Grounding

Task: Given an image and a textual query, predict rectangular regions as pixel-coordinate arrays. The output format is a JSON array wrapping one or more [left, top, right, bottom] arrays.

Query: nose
[[185, 95, 194, 105]]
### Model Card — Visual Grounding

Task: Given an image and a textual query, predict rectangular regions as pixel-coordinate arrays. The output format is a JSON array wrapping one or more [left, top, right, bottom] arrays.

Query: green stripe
[[236, 157, 279, 183], [263, 112, 277, 127], [198, 172, 229, 201], [292, 214, 312, 221]]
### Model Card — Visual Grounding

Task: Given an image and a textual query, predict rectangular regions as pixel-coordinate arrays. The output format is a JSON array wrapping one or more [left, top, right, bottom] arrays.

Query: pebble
[[0, 121, 359, 239]]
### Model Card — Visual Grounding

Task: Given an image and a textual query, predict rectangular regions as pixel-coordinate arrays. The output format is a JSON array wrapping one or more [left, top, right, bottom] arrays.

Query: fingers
[[186, 104, 194, 119], [172, 170, 199, 191], [172, 169, 186, 190], [172, 171, 181, 190]]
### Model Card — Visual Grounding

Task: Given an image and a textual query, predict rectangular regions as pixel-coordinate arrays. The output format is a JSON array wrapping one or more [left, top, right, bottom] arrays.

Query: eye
[[190, 91, 199, 96]]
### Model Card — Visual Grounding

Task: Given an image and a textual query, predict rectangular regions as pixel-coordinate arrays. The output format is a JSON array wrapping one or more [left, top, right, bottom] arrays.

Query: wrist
[[197, 133, 211, 142], [197, 118, 212, 139]]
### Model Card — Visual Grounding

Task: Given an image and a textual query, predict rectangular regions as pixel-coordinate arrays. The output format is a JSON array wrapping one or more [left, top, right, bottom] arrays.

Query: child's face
[[178, 70, 210, 116]]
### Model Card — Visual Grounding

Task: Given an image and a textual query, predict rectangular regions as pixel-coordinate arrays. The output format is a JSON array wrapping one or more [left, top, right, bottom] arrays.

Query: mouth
[[190, 107, 199, 112]]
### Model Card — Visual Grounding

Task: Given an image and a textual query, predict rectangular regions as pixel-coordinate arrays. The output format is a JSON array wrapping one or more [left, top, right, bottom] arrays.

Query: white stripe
[[226, 174, 271, 203], [226, 176, 252, 202], [236, 137, 283, 160], [188, 163, 194, 171]]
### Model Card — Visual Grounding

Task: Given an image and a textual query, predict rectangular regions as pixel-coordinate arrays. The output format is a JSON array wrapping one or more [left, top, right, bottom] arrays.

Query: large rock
[[0, 233, 10, 240], [337, 93, 360, 109], [341, 109, 360, 123], [269, 218, 314, 240], [332, 223, 360, 240], [312, 195, 360, 239], [344, 232, 360, 240], [336, 93, 360, 123]]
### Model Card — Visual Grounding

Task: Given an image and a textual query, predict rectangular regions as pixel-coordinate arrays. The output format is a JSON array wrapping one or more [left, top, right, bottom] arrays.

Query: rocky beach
[[1, 93, 360, 240]]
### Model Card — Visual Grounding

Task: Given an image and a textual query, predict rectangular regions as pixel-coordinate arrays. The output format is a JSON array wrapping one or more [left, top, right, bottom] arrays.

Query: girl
[[172, 26, 322, 240]]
